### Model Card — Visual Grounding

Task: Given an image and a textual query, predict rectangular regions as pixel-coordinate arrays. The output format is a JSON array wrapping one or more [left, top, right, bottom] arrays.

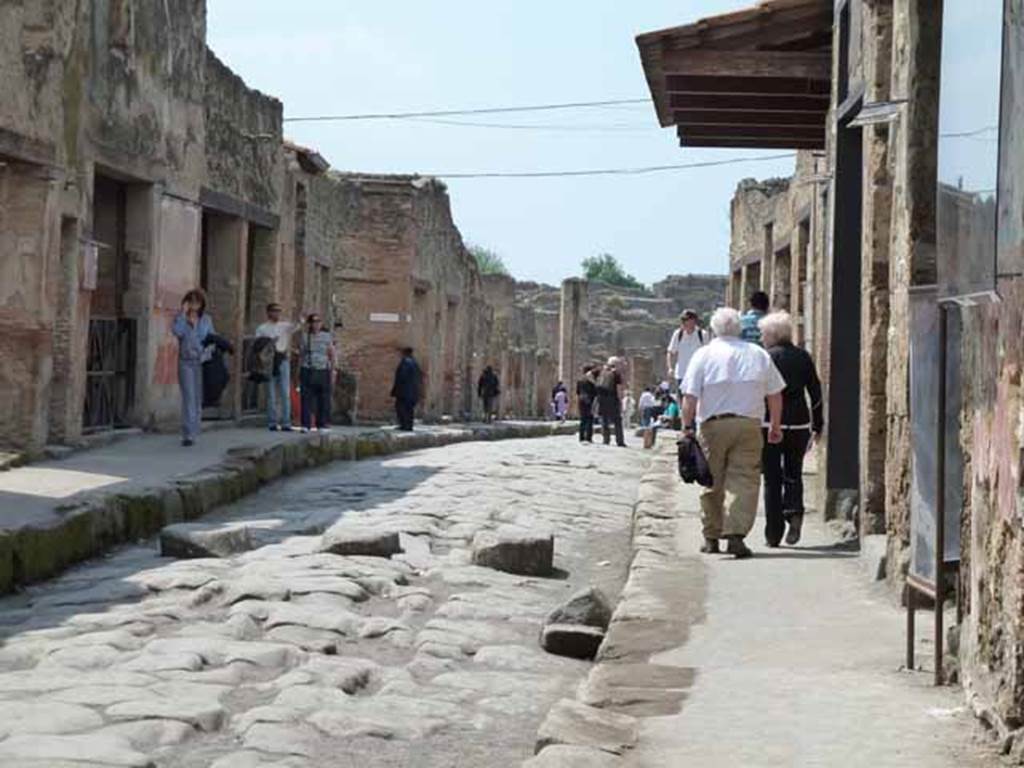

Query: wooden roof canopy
[[636, 0, 833, 150]]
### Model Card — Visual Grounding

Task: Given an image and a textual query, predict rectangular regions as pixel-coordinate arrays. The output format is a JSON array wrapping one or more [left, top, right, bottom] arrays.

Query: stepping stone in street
[[540, 623, 605, 660], [470, 524, 554, 576], [546, 586, 613, 630], [160, 523, 255, 559], [318, 524, 402, 558]]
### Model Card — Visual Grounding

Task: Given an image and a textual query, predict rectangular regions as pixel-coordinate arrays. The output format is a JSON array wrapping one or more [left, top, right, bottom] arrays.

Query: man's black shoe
[[700, 538, 720, 554], [726, 536, 753, 559]]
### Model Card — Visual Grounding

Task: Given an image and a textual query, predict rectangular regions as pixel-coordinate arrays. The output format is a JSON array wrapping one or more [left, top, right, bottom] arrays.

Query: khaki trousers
[[698, 416, 763, 539]]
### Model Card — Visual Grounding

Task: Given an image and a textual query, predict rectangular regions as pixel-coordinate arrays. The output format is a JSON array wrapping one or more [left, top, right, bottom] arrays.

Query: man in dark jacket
[[596, 357, 626, 447], [575, 364, 597, 443], [391, 347, 422, 431], [477, 366, 500, 423]]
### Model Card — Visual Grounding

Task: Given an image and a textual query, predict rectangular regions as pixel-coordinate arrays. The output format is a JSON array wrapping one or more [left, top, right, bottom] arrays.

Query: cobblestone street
[[0, 436, 647, 767]]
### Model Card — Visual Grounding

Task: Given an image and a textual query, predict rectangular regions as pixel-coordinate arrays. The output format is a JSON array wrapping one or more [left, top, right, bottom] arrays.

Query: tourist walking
[[391, 347, 422, 432], [298, 313, 335, 433], [637, 387, 658, 427], [621, 388, 637, 429], [576, 364, 597, 442], [477, 366, 500, 423], [553, 387, 569, 422], [171, 288, 213, 447], [680, 307, 785, 558], [758, 311, 824, 547], [666, 309, 708, 390], [740, 291, 770, 345], [255, 302, 299, 431], [596, 357, 626, 447]]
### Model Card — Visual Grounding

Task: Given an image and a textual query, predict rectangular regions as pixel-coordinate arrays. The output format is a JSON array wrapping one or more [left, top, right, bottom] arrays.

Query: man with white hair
[[681, 307, 785, 558]]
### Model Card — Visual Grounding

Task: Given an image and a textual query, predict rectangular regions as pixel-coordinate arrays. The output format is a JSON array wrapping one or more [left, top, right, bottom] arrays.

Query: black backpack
[[246, 337, 275, 383]]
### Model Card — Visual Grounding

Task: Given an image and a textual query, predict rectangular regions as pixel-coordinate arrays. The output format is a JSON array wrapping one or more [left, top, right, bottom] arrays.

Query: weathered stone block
[[546, 586, 612, 630], [160, 522, 255, 559], [535, 699, 638, 756], [471, 525, 554, 576], [540, 623, 604, 660], [319, 524, 402, 558]]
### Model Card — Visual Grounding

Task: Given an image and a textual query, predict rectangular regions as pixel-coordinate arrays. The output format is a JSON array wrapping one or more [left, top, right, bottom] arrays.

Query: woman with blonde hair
[[758, 311, 824, 546]]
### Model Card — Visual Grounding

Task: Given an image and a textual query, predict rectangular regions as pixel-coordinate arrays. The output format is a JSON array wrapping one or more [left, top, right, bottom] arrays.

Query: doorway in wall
[[83, 175, 138, 432]]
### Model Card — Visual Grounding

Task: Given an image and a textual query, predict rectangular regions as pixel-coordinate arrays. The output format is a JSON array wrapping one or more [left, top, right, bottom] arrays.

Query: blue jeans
[[267, 357, 291, 427], [178, 360, 202, 441]]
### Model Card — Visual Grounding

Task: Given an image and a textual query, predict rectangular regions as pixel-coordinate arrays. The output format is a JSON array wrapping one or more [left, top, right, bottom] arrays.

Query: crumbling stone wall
[[958, 0, 1024, 740], [203, 50, 282, 215]]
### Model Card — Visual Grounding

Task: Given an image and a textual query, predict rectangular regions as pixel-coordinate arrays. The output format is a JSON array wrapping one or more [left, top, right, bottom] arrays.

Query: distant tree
[[581, 253, 645, 291], [468, 244, 510, 276]]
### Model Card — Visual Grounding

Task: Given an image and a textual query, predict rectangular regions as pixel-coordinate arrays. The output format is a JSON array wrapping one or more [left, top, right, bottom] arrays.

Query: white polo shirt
[[681, 337, 786, 423], [667, 326, 706, 381], [255, 320, 299, 354]]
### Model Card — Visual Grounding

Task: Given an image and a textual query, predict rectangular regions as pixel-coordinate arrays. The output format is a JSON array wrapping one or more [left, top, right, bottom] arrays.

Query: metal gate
[[83, 317, 136, 432]]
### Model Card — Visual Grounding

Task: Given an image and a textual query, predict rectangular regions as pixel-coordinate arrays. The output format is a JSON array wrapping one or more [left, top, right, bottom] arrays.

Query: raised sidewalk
[[0, 421, 573, 594]]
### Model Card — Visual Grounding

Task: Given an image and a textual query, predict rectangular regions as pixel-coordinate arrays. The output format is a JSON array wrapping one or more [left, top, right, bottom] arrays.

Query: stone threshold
[[525, 442, 704, 766], [0, 422, 576, 596]]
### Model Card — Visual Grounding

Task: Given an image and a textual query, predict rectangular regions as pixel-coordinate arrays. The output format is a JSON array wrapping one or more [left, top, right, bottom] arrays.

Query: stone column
[[859, 0, 895, 536], [884, 0, 941, 574], [558, 279, 588, 401]]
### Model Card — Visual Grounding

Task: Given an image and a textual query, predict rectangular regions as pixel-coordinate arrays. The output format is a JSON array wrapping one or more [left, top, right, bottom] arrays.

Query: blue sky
[[206, 1, 796, 286]]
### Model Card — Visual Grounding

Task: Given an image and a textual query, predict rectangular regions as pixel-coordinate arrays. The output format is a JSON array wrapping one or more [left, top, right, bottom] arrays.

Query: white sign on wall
[[369, 312, 402, 323]]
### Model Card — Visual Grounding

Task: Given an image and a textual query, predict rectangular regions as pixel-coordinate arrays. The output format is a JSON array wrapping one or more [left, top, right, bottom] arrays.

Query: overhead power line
[[409, 117, 655, 132], [283, 98, 650, 123], [426, 153, 796, 179]]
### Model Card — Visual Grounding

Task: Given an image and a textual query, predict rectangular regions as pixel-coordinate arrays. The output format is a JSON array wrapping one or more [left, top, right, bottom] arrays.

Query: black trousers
[[761, 428, 811, 545], [599, 398, 625, 446], [578, 401, 594, 442], [482, 395, 496, 422], [395, 398, 415, 431], [300, 368, 331, 429]]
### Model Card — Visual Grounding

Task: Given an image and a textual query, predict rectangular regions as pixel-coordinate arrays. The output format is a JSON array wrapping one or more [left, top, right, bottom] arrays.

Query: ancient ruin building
[[639, 0, 1024, 745], [0, 1, 279, 450], [329, 173, 487, 423]]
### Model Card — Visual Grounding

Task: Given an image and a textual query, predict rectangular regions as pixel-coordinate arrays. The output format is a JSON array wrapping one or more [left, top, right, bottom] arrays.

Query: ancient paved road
[[0, 436, 648, 768]]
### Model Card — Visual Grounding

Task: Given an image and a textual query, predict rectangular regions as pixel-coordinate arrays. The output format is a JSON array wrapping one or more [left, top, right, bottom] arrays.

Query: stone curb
[[527, 443, 702, 765], [0, 422, 576, 595]]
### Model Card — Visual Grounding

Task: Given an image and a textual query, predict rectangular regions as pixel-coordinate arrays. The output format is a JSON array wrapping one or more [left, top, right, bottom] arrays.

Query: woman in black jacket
[[758, 311, 824, 547]]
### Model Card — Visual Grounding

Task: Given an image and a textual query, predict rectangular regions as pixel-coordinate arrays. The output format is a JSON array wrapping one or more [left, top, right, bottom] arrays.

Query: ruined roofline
[[204, 46, 283, 113], [735, 176, 791, 196], [328, 170, 447, 191], [656, 272, 730, 280]]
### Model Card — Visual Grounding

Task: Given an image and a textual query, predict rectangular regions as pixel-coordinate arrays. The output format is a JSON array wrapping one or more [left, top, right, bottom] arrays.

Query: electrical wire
[[407, 116, 655, 132], [425, 153, 795, 179], [283, 98, 650, 122]]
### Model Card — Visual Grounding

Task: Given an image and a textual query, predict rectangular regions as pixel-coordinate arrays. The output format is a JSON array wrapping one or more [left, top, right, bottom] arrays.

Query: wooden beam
[[669, 92, 829, 112], [666, 74, 830, 96], [662, 49, 829, 80], [673, 108, 825, 127], [678, 136, 825, 150], [680, 123, 824, 140]]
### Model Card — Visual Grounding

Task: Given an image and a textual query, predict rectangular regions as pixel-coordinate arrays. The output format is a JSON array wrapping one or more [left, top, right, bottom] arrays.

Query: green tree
[[581, 253, 645, 290], [468, 244, 510, 276]]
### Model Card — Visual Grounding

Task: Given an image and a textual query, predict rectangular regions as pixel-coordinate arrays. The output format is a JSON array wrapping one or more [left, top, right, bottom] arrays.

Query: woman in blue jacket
[[172, 288, 214, 446]]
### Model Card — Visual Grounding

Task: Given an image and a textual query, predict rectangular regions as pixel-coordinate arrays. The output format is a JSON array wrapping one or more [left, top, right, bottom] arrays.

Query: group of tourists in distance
[[171, 286, 823, 559]]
